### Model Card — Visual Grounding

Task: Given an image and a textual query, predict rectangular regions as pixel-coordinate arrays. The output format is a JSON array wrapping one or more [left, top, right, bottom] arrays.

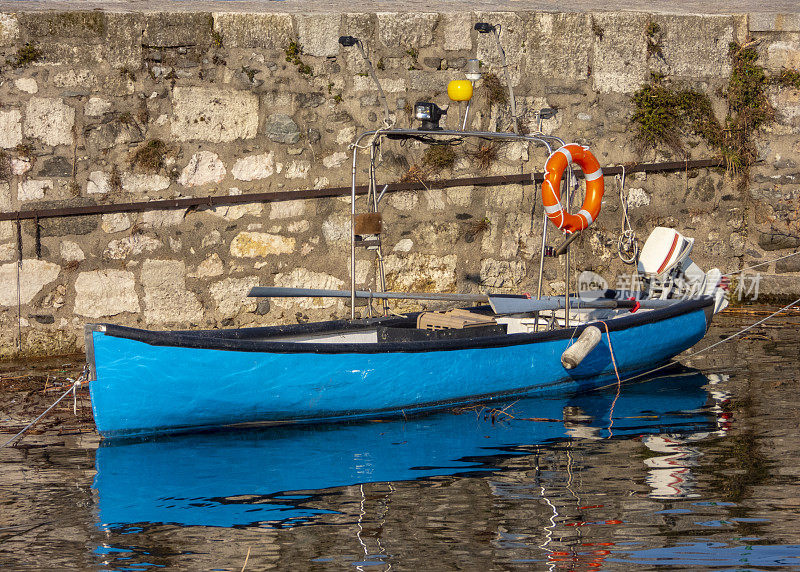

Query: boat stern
[[84, 323, 105, 382]]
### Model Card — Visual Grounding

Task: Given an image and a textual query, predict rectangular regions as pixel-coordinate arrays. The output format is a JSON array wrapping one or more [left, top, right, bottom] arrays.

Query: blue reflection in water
[[613, 541, 800, 567], [93, 369, 716, 531]]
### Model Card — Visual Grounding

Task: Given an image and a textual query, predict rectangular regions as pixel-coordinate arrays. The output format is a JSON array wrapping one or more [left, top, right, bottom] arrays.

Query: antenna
[[475, 22, 519, 134], [339, 36, 392, 127]]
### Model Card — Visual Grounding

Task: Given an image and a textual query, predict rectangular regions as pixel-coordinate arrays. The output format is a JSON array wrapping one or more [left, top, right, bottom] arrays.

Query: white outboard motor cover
[[638, 227, 694, 278], [637, 227, 729, 313]]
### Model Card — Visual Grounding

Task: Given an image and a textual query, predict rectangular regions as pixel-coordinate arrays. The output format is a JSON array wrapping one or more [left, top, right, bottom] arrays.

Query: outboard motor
[[638, 227, 728, 314]]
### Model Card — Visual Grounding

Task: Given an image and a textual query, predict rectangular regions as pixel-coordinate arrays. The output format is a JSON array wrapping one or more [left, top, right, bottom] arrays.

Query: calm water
[[2, 309, 800, 570]]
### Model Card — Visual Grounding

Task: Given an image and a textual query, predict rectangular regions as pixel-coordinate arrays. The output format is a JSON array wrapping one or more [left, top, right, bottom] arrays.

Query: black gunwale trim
[[95, 296, 713, 355]]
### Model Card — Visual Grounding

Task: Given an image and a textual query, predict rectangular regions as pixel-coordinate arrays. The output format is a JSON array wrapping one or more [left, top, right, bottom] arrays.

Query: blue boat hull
[[87, 298, 713, 437], [93, 370, 716, 528]]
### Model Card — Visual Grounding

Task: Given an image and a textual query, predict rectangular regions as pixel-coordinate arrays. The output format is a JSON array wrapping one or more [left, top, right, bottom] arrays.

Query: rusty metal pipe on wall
[[0, 158, 724, 222]]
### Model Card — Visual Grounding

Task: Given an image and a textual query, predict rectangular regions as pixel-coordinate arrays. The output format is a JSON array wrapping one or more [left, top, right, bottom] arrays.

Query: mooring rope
[[617, 295, 800, 387], [723, 250, 800, 277], [0, 368, 88, 449]]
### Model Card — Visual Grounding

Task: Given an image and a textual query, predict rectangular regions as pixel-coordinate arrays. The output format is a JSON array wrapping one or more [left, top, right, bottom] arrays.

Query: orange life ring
[[541, 144, 604, 234]]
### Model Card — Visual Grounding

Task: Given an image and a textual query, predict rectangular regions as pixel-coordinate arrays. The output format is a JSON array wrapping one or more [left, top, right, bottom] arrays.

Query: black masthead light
[[338, 35, 358, 47], [414, 101, 446, 130], [474, 22, 496, 34]]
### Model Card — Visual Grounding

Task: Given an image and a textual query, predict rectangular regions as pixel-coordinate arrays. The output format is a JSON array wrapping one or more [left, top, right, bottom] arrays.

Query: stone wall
[[0, 9, 798, 357]]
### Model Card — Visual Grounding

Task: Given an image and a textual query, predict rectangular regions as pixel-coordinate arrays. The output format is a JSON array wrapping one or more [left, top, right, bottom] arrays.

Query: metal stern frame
[[348, 128, 581, 321]]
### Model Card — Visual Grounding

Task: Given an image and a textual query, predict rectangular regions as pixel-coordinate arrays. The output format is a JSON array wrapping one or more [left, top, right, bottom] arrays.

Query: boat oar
[[248, 286, 497, 303], [487, 295, 678, 315]]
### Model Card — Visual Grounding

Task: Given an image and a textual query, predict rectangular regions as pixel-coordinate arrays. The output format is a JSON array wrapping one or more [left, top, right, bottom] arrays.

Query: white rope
[[616, 166, 638, 264], [0, 376, 86, 449], [723, 250, 800, 277]]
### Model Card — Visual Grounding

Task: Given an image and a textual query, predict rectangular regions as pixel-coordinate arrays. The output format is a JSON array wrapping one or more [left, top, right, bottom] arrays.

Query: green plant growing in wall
[[591, 18, 604, 40], [10, 43, 42, 68], [422, 145, 457, 171], [722, 40, 773, 175], [631, 38, 778, 192], [406, 48, 420, 71], [211, 30, 223, 48], [645, 21, 663, 60], [483, 73, 507, 106], [131, 139, 168, 173], [631, 74, 721, 154], [285, 41, 313, 76], [774, 67, 800, 89], [473, 142, 499, 171]]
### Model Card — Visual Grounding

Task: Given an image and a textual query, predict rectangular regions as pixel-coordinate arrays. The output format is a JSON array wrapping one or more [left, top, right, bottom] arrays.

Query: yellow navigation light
[[447, 80, 473, 102]]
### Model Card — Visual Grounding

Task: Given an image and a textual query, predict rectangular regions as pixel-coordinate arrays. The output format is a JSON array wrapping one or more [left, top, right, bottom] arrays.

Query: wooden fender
[[542, 144, 604, 233]]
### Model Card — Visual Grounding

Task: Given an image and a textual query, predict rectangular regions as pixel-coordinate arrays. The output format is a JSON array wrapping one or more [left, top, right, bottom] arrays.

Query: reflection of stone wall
[[0, 9, 798, 356]]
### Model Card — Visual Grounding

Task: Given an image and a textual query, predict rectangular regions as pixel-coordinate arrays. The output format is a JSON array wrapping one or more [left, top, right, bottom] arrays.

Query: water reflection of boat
[[93, 370, 718, 530]]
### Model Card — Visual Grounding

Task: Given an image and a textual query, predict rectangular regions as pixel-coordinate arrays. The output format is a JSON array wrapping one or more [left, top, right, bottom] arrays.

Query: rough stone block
[[24, 98, 75, 147], [590, 12, 649, 94], [141, 259, 203, 325], [770, 88, 800, 131], [749, 13, 800, 32], [172, 87, 259, 143], [104, 234, 163, 259], [101, 213, 132, 233], [377, 12, 438, 49], [655, 15, 735, 78], [38, 156, 72, 178], [14, 78, 37, 94], [285, 161, 310, 179], [0, 110, 22, 149], [209, 276, 259, 319], [17, 11, 105, 40], [0, 260, 60, 306], [121, 173, 170, 194], [232, 152, 276, 181], [384, 253, 457, 292], [263, 114, 300, 144], [74, 269, 139, 318], [104, 12, 143, 68], [178, 151, 226, 187], [84, 97, 112, 117], [352, 75, 406, 93], [60, 240, 85, 262], [188, 253, 224, 278], [273, 268, 344, 310], [18, 179, 53, 202], [322, 213, 350, 243], [212, 12, 293, 49], [765, 39, 800, 72], [139, 209, 186, 229], [440, 13, 473, 51], [52, 69, 98, 89], [296, 14, 342, 57], [525, 13, 591, 81], [143, 12, 211, 47], [269, 199, 305, 219], [758, 230, 800, 251], [230, 231, 295, 257], [480, 258, 526, 288], [260, 92, 295, 115], [0, 13, 19, 46], [87, 171, 111, 194]]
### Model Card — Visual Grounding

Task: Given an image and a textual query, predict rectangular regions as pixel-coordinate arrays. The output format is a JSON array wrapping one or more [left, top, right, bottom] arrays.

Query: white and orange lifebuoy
[[541, 144, 604, 234]]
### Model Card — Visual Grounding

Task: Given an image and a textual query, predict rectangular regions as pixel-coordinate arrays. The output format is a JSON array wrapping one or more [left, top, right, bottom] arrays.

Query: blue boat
[[84, 119, 728, 438], [93, 370, 720, 529], [85, 295, 716, 438]]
